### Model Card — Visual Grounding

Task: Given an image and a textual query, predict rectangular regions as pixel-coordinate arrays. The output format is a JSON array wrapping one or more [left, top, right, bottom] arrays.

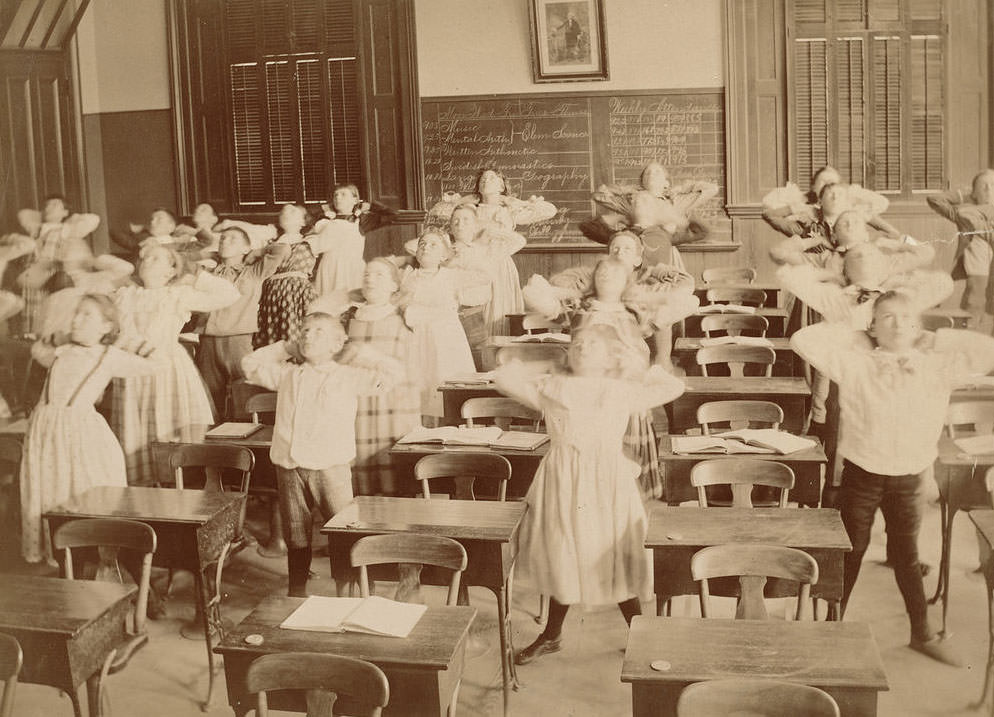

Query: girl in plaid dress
[[112, 245, 239, 485], [253, 204, 317, 349], [344, 258, 421, 495]]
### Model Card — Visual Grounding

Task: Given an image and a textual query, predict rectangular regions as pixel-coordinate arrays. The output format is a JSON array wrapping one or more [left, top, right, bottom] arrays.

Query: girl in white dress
[[495, 323, 685, 664], [20, 294, 154, 563], [397, 230, 489, 418], [111, 245, 240, 485]]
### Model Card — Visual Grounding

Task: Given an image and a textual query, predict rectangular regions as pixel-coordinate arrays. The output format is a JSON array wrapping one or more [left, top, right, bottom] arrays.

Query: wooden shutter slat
[[910, 35, 943, 189], [230, 63, 266, 204], [265, 60, 296, 203]]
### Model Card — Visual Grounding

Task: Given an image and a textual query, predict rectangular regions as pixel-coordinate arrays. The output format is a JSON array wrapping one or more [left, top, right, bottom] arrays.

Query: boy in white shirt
[[242, 312, 402, 596], [792, 292, 994, 665]]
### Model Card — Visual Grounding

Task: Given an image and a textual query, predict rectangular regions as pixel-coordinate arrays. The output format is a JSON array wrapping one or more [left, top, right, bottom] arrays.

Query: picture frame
[[528, 0, 609, 83]]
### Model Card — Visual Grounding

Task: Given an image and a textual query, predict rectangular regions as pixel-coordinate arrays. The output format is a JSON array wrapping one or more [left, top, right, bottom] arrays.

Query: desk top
[[156, 423, 275, 448], [216, 596, 476, 670], [674, 337, 792, 351], [44, 486, 245, 526], [645, 506, 851, 551], [692, 307, 789, 318], [0, 574, 135, 637], [659, 436, 827, 464], [681, 376, 811, 396], [971, 510, 994, 549], [321, 496, 526, 543], [952, 384, 994, 401], [621, 616, 888, 690], [937, 433, 994, 467]]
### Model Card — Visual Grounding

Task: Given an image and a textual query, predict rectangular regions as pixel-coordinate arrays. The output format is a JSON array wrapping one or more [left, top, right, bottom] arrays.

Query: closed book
[[491, 431, 549, 451], [204, 422, 263, 439]]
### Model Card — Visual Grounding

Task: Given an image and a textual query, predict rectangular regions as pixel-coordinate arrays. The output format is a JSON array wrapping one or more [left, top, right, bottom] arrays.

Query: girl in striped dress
[[253, 204, 317, 349], [112, 245, 239, 485], [344, 258, 421, 495]]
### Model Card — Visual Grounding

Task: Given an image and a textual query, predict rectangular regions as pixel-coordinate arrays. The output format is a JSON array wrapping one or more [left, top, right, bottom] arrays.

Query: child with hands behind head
[[791, 292, 994, 666], [241, 312, 404, 597], [495, 323, 685, 665]]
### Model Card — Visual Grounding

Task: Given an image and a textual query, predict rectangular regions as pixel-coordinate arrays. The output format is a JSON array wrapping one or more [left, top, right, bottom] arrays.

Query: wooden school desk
[[969, 509, 994, 715], [671, 337, 798, 377], [437, 381, 504, 426], [644, 506, 851, 618], [0, 574, 136, 717], [923, 307, 972, 329], [216, 597, 475, 717], [621, 616, 888, 717], [322, 496, 526, 716], [684, 307, 790, 338], [390, 441, 547, 500], [667, 376, 812, 434], [151, 423, 286, 556], [694, 282, 782, 307], [45, 485, 246, 709], [658, 435, 826, 507], [930, 434, 994, 636]]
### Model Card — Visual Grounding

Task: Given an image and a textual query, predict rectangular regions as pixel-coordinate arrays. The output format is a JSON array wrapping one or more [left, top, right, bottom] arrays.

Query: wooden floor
[[4, 485, 990, 716]]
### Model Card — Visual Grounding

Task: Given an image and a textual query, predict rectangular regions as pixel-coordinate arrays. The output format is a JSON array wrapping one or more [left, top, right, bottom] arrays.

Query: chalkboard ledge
[[518, 241, 742, 254]]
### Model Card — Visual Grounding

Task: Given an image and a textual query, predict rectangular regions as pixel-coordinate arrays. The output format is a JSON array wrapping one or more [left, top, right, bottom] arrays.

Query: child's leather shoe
[[514, 634, 562, 665]]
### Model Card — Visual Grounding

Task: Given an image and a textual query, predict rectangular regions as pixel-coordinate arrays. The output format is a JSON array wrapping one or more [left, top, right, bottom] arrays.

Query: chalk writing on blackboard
[[422, 91, 726, 245]]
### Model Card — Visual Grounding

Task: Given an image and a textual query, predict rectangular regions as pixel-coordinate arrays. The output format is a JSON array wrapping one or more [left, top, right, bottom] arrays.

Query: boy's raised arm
[[241, 341, 293, 391]]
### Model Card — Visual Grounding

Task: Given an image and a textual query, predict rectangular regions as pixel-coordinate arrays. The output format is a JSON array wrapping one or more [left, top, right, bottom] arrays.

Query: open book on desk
[[697, 304, 757, 315], [398, 426, 549, 450], [672, 430, 816, 456], [698, 335, 773, 348], [443, 372, 495, 386], [953, 434, 994, 456], [280, 595, 427, 638], [511, 332, 570, 344]]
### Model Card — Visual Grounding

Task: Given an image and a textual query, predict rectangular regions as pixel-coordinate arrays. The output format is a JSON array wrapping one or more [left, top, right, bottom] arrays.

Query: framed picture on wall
[[529, 0, 609, 83]]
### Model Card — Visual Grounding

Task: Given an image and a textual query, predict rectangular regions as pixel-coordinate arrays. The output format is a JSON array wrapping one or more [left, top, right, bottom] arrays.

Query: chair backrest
[[0, 633, 21, 717], [946, 400, 994, 437], [53, 518, 158, 634], [705, 287, 767, 308], [676, 678, 840, 717], [700, 314, 769, 338], [168, 443, 255, 492], [495, 344, 569, 372], [245, 391, 278, 424], [229, 379, 273, 421], [351, 533, 468, 606], [690, 544, 819, 620], [920, 313, 955, 331], [461, 396, 543, 432], [690, 458, 794, 508], [697, 400, 783, 434], [702, 267, 757, 285], [696, 345, 776, 377], [414, 452, 512, 501], [246, 652, 389, 717], [521, 313, 563, 334]]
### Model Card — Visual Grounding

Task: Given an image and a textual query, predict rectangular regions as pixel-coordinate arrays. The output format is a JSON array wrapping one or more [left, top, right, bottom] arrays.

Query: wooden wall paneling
[[947, 0, 989, 189]]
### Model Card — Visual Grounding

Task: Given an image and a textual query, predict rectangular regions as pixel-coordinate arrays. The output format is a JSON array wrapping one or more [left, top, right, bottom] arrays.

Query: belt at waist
[[267, 271, 310, 282]]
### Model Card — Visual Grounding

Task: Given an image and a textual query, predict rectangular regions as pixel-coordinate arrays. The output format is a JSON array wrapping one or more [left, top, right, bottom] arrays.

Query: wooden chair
[[461, 396, 543, 432], [921, 313, 955, 331], [415, 452, 512, 501], [702, 266, 757, 284], [167, 444, 254, 642], [228, 378, 272, 421], [521, 313, 564, 334], [676, 678, 840, 717], [700, 313, 769, 338], [52, 518, 157, 712], [697, 400, 783, 435], [246, 652, 389, 717], [690, 543, 819, 620], [245, 390, 278, 423], [495, 344, 569, 373], [705, 287, 767, 308], [946, 400, 994, 437], [690, 458, 794, 508], [241, 390, 285, 558], [696, 345, 776, 377], [351, 533, 468, 606], [0, 633, 21, 717]]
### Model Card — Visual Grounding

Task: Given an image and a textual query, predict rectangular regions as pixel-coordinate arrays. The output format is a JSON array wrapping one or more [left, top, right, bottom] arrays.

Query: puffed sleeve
[[505, 195, 558, 226], [492, 360, 545, 411], [178, 271, 240, 313]]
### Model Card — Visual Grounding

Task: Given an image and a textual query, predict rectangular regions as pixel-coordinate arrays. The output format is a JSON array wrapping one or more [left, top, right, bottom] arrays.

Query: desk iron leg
[[929, 499, 948, 604], [937, 507, 957, 636], [195, 570, 216, 711], [971, 566, 994, 714], [497, 578, 519, 717]]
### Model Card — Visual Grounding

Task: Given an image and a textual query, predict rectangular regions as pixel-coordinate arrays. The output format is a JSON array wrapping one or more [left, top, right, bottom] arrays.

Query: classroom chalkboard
[[422, 89, 727, 246]]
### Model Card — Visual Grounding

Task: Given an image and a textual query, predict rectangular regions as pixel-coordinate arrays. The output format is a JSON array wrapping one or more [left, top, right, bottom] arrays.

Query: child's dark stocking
[[514, 597, 568, 665], [287, 546, 312, 597], [542, 597, 569, 639], [618, 597, 642, 626]]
